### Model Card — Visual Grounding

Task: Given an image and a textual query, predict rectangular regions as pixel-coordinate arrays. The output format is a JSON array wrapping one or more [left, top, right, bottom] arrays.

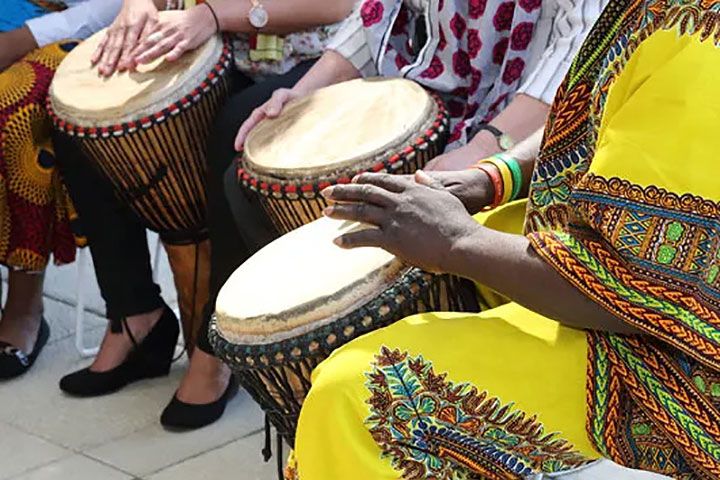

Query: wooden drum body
[[209, 218, 477, 446], [48, 17, 231, 243], [238, 78, 449, 233]]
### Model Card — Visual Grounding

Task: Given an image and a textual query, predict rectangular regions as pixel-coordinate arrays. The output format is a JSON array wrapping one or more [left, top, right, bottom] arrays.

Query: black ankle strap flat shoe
[[0, 317, 50, 380], [160, 375, 239, 431]]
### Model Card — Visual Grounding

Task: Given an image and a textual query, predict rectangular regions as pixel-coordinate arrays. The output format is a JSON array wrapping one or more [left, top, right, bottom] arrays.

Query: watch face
[[249, 5, 269, 28], [499, 134, 514, 151]]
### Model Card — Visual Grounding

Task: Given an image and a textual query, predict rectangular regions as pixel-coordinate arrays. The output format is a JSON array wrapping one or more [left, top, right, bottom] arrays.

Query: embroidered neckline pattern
[[525, 0, 720, 235], [364, 347, 590, 479]]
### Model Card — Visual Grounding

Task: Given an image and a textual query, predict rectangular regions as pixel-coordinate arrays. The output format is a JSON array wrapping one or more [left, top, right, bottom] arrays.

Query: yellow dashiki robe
[[290, 0, 720, 479]]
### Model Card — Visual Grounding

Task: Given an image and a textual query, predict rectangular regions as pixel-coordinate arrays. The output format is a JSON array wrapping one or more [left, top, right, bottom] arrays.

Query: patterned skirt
[[0, 41, 82, 271]]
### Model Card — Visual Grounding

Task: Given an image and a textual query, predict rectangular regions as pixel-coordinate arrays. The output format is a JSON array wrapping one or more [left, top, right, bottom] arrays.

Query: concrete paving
[[0, 234, 277, 479]]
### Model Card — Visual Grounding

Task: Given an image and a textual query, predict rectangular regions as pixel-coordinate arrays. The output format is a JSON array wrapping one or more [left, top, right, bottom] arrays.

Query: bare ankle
[[124, 307, 164, 338]]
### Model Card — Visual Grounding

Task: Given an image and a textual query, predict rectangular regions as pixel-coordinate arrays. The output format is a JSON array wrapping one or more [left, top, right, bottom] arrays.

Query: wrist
[[469, 129, 503, 156], [444, 222, 486, 277], [193, 3, 220, 33]]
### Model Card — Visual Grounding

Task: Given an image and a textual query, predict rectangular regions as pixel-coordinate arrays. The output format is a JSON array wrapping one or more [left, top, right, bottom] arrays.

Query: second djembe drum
[[238, 77, 449, 233]]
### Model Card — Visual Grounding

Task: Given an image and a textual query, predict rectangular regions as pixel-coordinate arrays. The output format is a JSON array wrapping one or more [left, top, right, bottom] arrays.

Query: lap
[[296, 302, 598, 479]]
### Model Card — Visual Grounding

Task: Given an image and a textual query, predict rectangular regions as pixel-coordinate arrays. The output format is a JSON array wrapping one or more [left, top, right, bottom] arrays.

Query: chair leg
[[75, 248, 100, 358]]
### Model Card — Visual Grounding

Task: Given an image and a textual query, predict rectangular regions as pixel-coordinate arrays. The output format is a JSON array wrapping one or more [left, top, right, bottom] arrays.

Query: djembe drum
[[48, 17, 231, 351], [238, 78, 449, 233], [209, 217, 478, 449], [48, 15, 231, 243]]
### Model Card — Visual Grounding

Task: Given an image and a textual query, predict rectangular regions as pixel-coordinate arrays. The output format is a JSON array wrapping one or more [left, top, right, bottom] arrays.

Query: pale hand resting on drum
[[92, 0, 160, 76], [234, 88, 301, 151], [130, 8, 217, 66], [321, 171, 480, 274], [234, 50, 363, 150], [425, 138, 499, 171]]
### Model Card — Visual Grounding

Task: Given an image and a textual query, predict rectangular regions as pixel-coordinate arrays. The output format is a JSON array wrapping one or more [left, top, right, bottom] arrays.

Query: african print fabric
[[0, 42, 81, 271], [525, 0, 720, 477]]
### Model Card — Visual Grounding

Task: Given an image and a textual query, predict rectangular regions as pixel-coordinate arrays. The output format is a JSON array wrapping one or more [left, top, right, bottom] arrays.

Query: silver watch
[[248, 0, 269, 29]]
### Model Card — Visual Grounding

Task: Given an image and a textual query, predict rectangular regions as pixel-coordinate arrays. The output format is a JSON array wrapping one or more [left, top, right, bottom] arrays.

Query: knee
[[305, 346, 372, 407]]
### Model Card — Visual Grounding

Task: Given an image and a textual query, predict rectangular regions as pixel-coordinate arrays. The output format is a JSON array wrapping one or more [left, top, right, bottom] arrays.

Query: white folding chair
[[74, 237, 163, 357]]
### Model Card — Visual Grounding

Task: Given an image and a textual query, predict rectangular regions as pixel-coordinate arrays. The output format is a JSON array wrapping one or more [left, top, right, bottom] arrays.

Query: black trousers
[[54, 62, 312, 354]]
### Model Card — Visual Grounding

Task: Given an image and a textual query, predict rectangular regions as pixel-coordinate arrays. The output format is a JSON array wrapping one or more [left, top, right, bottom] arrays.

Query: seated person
[[54, 0, 356, 430], [236, 0, 608, 171], [0, 0, 120, 380], [286, 0, 720, 478]]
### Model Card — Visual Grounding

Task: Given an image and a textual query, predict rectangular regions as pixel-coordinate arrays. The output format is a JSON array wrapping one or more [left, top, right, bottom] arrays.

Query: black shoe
[[0, 317, 49, 380], [59, 305, 179, 397], [160, 375, 239, 431]]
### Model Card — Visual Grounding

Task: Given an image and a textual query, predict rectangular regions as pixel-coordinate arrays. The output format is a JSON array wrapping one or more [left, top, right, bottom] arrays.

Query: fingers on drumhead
[[321, 183, 394, 207], [352, 172, 408, 192], [334, 228, 383, 249]]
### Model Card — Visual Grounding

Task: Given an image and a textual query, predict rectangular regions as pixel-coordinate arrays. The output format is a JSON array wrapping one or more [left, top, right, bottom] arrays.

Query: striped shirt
[[328, 0, 607, 105]]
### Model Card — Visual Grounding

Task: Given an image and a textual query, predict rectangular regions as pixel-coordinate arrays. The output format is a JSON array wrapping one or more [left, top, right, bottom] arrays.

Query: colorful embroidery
[[364, 347, 590, 480], [526, 0, 720, 234], [525, 0, 720, 477], [573, 174, 720, 308]]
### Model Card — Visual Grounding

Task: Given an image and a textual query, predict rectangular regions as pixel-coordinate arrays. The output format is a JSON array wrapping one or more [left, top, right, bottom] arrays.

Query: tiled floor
[[0, 234, 277, 479]]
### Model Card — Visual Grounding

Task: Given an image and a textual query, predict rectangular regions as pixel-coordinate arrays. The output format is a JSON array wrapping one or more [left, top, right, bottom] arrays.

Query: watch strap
[[471, 122, 514, 151]]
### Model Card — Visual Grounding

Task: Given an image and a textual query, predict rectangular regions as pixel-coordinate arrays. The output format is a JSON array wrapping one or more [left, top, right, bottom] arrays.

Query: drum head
[[215, 217, 404, 345], [49, 13, 223, 127], [243, 78, 434, 178]]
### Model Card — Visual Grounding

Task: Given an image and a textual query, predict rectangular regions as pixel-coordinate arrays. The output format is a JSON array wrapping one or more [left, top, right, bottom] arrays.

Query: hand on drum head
[[234, 88, 301, 151], [92, 0, 159, 76], [424, 169, 494, 214], [131, 8, 217, 65], [321, 171, 482, 274]]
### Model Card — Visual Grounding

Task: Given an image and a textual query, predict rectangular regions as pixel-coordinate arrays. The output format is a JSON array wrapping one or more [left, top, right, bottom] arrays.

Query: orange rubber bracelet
[[475, 163, 503, 210], [479, 157, 513, 205]]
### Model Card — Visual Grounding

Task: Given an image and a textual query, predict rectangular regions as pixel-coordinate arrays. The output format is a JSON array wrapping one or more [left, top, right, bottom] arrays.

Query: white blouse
[[26, 0, 122, 47]]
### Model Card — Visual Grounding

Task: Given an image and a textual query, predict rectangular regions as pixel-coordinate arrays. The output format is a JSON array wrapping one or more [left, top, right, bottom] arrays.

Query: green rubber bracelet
[[495, 153, 522, 201]]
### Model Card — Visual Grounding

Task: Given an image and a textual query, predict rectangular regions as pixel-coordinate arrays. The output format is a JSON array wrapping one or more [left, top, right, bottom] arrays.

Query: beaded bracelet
[[480, 156, 513, 205], [475, 163, 504, 210], [494, 153, 522, 201]]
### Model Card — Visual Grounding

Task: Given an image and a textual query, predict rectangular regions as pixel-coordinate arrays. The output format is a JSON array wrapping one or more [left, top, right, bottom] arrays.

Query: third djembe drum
[[210, 218, 478, 450]]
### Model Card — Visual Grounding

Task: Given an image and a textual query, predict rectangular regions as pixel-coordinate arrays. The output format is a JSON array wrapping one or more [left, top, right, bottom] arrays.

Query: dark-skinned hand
[[322, 171, 481, 274], [425, 169, 493, 214]]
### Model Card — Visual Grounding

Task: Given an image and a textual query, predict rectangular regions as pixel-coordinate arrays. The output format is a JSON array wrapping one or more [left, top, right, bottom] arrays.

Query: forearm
[[0, 27, 39, 68], [210, 0, 353, 35], [470, 94, 549, 160], [448, 226, 640, 334], [506, 127, 543, 197], [291, 50, 361, 96]]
